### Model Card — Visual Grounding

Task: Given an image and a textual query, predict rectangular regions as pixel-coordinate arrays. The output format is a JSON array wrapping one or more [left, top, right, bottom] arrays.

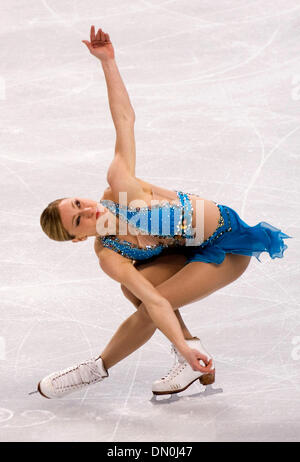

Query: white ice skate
[[152, 337, 215, 395], [36, 356, 108, 399]]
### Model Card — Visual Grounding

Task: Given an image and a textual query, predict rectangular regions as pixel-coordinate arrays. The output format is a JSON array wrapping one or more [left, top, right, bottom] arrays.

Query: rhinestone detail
[[99, 191, 193, 238], [196, 204, 232, 248], [97, 191, 232, 260], [98, 191, 194, 260]]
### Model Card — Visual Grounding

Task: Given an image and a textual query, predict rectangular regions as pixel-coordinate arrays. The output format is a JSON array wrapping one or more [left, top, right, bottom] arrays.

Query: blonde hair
[[40, 198, 75, 242]]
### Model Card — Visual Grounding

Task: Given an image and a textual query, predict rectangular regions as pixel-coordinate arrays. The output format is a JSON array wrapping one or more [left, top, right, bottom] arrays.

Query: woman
[[36, 27, 292, 399]]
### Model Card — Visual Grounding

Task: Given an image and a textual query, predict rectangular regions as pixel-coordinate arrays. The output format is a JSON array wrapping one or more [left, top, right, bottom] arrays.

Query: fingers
[[191, 350, 214, 373], [82, 40, 91, 51], [193, 359, 214, 373], [90, 25, 96, 42], [89, 26, 111, 45], [201, 356, 214, 372], [96, 29, 107, 42], [96, 28, 105, 42], [201, 359, 214, 373], [193, 350, 209, 364]]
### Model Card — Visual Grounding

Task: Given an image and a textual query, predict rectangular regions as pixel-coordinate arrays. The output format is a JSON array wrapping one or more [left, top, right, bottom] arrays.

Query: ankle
[[95, 355, 109, 373]]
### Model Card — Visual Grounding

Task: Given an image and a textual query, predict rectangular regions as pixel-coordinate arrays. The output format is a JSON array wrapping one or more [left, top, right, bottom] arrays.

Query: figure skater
[[36, 26, 292, 399]]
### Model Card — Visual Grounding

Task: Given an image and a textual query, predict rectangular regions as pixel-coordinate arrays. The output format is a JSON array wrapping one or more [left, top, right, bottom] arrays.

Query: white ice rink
[[0, 0, 300, 442]]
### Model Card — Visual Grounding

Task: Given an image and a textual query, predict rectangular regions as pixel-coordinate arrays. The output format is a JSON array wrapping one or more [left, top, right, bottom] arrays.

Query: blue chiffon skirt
[[182, 203, 293, 266]]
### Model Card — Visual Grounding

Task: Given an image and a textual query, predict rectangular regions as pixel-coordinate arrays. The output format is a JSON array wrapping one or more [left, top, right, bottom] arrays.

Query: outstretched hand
[[182, 348, 214, 374], [82, 25, 115, 62]]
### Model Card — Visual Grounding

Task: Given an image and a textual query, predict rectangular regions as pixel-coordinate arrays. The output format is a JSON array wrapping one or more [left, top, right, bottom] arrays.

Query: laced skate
[[152, 338, 215, 395], [36, 356, 108, 399]]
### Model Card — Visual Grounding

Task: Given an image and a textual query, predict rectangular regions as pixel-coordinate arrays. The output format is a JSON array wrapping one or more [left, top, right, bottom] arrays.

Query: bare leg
[[100, 310, 155, 369], [101, 254, 190, 369], [100, 253, 251, 371], [121, 280, 193, 340]]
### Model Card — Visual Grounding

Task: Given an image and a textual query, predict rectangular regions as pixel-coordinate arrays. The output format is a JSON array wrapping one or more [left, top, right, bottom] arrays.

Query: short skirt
[[181, 203, 293, 266]]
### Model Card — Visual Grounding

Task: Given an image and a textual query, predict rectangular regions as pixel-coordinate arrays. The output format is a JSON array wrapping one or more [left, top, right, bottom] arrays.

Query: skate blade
[[28, 390, 39, 395], [29, 381, 49, 398]]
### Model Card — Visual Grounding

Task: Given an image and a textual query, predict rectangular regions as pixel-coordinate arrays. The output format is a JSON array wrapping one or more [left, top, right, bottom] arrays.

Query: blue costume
[[98, 190, 292, 266]]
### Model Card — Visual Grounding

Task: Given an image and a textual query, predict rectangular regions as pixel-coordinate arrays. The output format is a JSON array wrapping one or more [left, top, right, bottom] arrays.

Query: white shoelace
[[159, 345, 187, 382], [160, 343, 211, 382], [51, 359, 104, 393]]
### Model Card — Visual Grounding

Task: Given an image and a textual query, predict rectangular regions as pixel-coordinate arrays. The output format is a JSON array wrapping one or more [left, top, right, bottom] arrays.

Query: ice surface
[[0, 0, 299, 442]]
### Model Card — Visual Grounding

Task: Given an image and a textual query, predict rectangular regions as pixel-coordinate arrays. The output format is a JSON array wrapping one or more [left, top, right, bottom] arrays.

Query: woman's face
[[59, 197, 107, 242]]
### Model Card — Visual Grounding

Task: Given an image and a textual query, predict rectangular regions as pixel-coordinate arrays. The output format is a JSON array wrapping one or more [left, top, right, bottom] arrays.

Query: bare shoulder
[[107, 176, 152, 197], [109, 177, 150, 206], [103, 176, 179, 208], [96, 246, 135, 283], [93, 236, 135, 266]]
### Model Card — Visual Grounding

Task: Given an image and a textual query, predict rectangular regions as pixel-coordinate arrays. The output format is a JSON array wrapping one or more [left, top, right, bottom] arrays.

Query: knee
[[120, 284, 142, 309], [136, 305, 154, 326]]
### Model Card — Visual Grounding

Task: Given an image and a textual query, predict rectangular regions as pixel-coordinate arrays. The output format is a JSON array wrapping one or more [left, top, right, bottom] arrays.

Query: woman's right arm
[[82, 26, 136, 177], [98, 248, 213, 374], [102, 58, 136, 179], [101, 59, 135, 125]]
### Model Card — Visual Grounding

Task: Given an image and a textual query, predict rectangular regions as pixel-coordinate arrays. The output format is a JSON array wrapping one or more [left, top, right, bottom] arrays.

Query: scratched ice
[[0, 0, 300, 442]]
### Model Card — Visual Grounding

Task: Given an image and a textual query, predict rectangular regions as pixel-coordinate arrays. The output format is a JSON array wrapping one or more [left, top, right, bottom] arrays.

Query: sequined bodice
[[96, 190, 194, 261]]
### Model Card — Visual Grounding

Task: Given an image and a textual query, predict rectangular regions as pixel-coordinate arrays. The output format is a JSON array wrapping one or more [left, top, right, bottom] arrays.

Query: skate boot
[[152, 337, 215, 395], [37, 356, 108, 399]]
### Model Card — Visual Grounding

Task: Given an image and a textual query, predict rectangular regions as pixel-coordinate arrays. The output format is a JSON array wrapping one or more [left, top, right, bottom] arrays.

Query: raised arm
[[98, 248, 213, 374], [82, 26, 136, 178], [101, 59, 135, 124]]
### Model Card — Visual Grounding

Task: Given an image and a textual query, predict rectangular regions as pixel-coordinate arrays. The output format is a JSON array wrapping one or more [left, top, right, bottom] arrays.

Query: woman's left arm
[[98, 249, 213, 373]]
